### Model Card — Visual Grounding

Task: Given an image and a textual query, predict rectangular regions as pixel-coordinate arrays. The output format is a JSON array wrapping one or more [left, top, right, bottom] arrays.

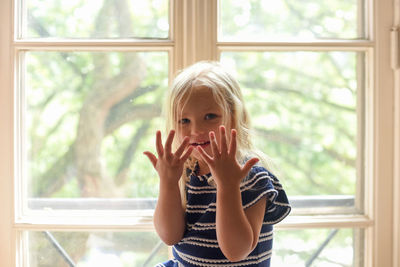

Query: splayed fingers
[[196, 126, 259, 185], [143, 130, 193, 182]]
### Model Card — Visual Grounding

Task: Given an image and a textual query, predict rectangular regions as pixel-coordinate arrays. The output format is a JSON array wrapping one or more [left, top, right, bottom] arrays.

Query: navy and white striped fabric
[[157, 165, 290, 267]]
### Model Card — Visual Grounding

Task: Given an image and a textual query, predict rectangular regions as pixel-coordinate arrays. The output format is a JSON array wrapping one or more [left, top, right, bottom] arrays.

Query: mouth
[[190, 141, 210, 148]]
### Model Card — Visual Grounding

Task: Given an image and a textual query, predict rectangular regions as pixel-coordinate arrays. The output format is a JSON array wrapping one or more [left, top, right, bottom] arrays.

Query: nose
[[191, 121, 206, 136]]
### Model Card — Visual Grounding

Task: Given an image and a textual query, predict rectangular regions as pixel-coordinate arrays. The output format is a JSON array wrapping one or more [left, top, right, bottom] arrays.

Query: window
[[0, 0, 398, 266], [218, 1, 368, 265]]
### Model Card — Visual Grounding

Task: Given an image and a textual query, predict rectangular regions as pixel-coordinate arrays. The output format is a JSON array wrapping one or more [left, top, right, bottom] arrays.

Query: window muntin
[[21, 0, 169, 39], [220, 51, 365, 214], [22, 51, 167, 205], [219, 0, 365, 41]]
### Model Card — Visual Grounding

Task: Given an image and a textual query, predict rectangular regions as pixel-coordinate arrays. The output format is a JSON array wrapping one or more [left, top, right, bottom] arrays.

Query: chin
[[191, 150, 202, 160]]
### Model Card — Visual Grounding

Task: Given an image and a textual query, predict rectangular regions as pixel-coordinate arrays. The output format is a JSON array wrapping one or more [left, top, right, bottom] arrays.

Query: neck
[[197, 160, 210, 175]]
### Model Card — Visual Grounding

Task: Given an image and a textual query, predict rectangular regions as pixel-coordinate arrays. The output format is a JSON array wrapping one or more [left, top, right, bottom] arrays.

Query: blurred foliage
[[27, 0, 169, 38], [28, 231, 168, 267], [24, 0, 363, 266], [219, 0, 359, 40], [220, 51, 359, 197], [273, 228, 357, 266], [27, 51, 167, 198]]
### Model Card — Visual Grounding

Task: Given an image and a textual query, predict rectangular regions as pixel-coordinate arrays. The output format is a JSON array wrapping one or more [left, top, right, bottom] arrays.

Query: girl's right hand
[[143, 130, 193, 185]]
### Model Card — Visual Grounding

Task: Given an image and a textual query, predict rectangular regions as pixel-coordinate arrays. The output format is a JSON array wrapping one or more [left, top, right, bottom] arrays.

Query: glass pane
[[25, 231, 168, 267], [24, 229, 363, 267], [273, 228, 363, 266], [24, 51, 167, 204], [23, 0, 169, 39], [220, 52, 363, 212], [219, 0, 364, 41]]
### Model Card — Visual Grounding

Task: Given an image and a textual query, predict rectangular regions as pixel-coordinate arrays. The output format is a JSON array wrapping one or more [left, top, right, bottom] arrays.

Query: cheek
[[176, 128, 189, 142]]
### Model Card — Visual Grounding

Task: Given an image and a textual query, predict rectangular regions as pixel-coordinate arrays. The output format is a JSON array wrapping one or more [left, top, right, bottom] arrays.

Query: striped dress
[[156, 165, 291, 267]]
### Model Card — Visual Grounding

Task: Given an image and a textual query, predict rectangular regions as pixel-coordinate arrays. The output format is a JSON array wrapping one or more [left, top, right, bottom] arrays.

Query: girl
[[144, 61, 290, 266]]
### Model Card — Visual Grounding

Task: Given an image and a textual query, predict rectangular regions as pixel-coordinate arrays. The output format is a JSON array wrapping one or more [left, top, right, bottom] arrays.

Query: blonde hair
[[163, 61, 273, 207]]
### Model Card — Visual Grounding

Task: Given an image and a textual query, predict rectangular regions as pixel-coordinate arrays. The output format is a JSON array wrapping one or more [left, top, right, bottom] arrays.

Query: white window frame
[[0, 0, 399, 266]]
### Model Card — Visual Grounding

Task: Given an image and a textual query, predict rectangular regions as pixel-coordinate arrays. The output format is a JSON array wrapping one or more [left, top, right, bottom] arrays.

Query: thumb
[[143, 151, 158, 168], [241, 158, 259, 177]]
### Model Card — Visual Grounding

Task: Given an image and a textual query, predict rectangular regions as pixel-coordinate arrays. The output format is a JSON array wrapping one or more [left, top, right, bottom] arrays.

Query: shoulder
[[243, 164, 274, 183]]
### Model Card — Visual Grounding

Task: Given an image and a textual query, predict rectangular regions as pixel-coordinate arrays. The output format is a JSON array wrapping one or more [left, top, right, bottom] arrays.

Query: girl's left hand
[[197, 125, 259, 188]]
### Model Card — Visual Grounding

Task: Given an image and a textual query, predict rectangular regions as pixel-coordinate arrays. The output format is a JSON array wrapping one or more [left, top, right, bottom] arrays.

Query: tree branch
[[115, 121, 152, 186], [255, 128, 355, 167]]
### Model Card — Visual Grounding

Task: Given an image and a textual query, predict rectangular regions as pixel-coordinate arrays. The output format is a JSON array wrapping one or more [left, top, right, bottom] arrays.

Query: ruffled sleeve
[[240, 165, 291, 224]]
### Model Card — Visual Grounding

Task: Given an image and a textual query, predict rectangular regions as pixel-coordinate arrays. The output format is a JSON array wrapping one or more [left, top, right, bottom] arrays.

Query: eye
[[205, 113, 217, 120], [179, 118, 190, 124]]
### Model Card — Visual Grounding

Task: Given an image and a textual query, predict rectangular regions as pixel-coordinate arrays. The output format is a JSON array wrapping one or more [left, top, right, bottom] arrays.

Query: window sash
[[13, 0, 373, 233], [15, 0, 172, 40], [217, 0, 369, 41]]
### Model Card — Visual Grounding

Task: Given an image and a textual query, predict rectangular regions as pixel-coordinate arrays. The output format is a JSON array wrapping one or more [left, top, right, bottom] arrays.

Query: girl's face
[[176, 86, 231, 165]]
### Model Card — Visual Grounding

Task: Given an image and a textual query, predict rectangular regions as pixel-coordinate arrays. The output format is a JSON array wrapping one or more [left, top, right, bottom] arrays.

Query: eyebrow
[[180, 106, 219, 117]]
